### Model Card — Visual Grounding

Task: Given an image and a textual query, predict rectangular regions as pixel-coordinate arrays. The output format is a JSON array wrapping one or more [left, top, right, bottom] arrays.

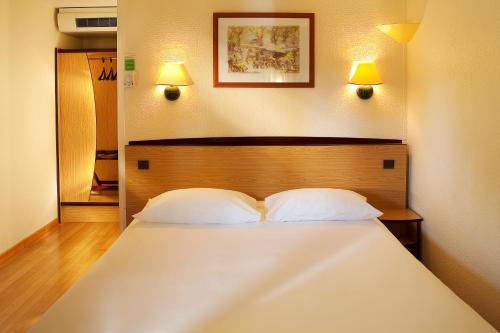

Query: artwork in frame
[[213, 13, 315, 88]]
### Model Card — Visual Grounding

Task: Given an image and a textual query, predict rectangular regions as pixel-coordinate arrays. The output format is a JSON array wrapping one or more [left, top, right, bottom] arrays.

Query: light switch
[[138, 160, 149, 170], [383, 160, 395, 169]]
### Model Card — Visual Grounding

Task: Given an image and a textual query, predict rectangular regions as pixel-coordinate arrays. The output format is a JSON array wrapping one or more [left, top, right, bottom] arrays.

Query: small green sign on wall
[[125, 58, 135, 71], [124, 56, 136, 88]]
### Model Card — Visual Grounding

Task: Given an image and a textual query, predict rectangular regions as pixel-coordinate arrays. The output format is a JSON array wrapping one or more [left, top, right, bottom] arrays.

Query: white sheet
[[30, 218, 496, 333]]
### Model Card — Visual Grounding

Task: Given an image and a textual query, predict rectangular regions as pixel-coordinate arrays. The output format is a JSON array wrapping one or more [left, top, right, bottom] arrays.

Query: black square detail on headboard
[[383, 159, 395, 169], [138, 160, 149, 170]]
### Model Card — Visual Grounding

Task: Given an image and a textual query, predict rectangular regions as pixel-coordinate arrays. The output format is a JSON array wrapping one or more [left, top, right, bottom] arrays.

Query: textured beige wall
[[0, 0, 13, 253], [407, 0, 500, 329], [406, 0, 427, 22], [0, 0, 81, 253], [118, 0, 407, 142]]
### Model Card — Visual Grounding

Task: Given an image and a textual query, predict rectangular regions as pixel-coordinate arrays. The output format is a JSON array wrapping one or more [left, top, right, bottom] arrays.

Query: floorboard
[[0, 222, 120, 333]]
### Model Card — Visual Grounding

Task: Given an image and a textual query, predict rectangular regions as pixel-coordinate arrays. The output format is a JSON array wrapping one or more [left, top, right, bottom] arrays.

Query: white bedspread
[[30, 219, 496, 333]]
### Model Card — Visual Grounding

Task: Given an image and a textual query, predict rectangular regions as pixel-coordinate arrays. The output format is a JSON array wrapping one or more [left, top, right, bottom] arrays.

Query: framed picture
[[213, 12, 315, 88]]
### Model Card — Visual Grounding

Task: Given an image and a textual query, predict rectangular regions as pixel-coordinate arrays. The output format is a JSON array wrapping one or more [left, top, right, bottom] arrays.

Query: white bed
[[30, 216, 496, 332]]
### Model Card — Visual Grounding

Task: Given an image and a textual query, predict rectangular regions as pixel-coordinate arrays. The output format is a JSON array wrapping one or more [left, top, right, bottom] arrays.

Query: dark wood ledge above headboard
[[128, 137, 403, 146]]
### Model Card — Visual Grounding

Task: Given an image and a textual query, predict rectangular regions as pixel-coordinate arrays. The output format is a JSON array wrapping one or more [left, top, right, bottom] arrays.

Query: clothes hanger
[[98, 57, 107, 80], [111, 65, 118, 81], [106, 57, 115, 81]]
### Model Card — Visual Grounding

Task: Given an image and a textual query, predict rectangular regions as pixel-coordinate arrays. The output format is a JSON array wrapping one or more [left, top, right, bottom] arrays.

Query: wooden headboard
[[125, 137, 407, 224]]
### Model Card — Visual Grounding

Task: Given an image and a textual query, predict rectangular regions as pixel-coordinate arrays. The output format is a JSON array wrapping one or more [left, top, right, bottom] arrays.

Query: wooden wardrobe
[[56, 49, 118, 222]]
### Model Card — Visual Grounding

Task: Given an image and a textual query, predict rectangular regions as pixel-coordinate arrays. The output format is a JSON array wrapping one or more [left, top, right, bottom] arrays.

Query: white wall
[[407, 0, 500, 329], [119, 0, 407, 143], [0, 0, 82, 253]]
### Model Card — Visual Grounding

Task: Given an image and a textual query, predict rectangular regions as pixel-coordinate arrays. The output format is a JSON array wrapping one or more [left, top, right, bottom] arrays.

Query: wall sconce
[[349, 62, 382, 100], [377, 23, 420, 44], [156, 62, 193, 101]]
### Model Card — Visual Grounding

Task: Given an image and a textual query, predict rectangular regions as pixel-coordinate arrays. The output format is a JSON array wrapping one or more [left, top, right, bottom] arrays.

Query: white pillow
[[134, 188, 261, 224], [265, 188, 382, 222]]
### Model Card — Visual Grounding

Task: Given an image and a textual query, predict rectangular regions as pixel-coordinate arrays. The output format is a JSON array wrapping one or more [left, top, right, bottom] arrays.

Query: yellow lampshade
[[157, 62, 193, 86], [349, 62, 382, 85], [377, 23, 419, 44]]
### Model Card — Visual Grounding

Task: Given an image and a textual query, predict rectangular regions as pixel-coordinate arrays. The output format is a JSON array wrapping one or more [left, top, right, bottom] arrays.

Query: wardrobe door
[[87, 52, 118, 183], [57, 53, 96, 202]]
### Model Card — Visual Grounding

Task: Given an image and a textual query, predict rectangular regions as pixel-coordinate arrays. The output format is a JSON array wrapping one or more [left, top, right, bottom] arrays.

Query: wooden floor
[[0, 222, 120, 333]]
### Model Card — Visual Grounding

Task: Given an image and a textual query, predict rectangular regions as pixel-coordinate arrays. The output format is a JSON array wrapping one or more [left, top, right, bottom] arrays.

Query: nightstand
[[379, 209, 423, 260]]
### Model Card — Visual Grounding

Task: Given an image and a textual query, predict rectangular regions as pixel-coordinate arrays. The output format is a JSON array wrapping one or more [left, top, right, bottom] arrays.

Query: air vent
[[58, 7, 117, 33], [76, 17, 117, 28]]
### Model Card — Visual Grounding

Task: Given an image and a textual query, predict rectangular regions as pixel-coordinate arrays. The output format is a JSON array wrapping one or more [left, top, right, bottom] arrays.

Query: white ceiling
[[53, 0, 117, 8]]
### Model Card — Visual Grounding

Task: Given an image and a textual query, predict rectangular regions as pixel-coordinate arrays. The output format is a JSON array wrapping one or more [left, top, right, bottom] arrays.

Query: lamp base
[[164, 86, 180, 101], [356, 86, 374, 99]]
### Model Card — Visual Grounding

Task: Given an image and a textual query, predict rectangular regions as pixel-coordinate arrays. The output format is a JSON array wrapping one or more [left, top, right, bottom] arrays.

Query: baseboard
[[0, 219, 59, 262]]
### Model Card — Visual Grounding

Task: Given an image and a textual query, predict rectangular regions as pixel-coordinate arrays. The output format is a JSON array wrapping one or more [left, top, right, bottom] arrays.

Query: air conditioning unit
[[57, 7, 117, 34]]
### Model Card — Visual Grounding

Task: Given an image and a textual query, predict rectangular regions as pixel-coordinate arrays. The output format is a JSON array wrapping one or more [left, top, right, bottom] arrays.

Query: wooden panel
[[61, 206, 119, 223], [88, 52, 118, 183], [87, 52, 117, 151], [57, 53, 96, 202], [95, 160, 118, 181], [125, 145, 407, 224]]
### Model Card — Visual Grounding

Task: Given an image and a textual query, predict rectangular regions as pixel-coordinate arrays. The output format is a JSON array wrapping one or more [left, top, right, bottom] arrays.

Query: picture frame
[[213, 12, 315, 88]]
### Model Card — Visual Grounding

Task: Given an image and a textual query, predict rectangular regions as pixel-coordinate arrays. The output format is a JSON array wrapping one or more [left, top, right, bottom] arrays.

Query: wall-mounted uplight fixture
[[156, 62, 193, 101], [349, 62, 382, 100], [377, 23, 420, 44]]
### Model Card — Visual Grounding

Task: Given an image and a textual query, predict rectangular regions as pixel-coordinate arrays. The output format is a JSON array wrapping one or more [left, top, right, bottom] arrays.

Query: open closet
[[56, 49, 118, 222]]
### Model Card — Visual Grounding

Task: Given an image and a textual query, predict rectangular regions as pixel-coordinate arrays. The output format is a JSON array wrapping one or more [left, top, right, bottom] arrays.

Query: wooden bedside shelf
[[379, 209, 423, 260], [380, 209, 423, 222]]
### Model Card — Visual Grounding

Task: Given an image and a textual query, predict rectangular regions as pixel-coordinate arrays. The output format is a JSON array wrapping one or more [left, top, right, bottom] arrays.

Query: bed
[[30, 137, 496, 332]]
